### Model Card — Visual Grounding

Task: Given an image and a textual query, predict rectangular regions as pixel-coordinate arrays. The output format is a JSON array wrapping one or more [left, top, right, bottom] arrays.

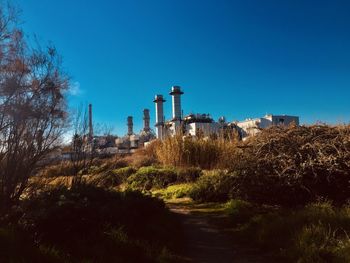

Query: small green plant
[[189, 170, 237, 202], [127, 166, 177, 190], [225, 199, 254, 224], [153, 184, 194, 199]]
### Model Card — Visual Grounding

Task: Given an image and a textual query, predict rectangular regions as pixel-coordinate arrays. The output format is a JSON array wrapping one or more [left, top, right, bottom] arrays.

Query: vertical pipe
[[153, 95, 166, 139], [143, 109, 150, 132], [127, 116, 133, 136], [169, 86, 184, 121], [88, 103, 93, 141]]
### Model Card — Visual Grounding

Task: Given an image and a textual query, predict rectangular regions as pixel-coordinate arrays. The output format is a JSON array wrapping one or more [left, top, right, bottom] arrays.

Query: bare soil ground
[[167, 199, 266, 263]]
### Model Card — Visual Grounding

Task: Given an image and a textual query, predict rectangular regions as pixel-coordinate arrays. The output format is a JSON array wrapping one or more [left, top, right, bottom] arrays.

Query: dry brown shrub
[[228, 124, 350, 205], [155, 133, 239, 169], [124, 140, 160, 168]]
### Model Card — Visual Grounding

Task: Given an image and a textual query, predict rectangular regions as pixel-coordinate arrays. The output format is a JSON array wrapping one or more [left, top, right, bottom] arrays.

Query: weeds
[[229, 201, 350, 262]]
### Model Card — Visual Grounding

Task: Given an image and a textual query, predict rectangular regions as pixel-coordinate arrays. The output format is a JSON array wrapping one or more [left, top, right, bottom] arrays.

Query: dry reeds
[[154, 133, 239, 169]]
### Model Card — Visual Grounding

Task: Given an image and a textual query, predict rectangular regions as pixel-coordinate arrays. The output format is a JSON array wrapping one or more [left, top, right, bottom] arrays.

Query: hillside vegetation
[[4, 124, 349, 262]]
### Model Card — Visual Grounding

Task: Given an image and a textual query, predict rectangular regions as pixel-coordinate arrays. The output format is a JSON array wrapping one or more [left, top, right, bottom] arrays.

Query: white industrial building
[[235, 114, 299, 138], [67, 86, 300, 158], [154, 86, 236, 139], [153, 86, 300, 140], [114, 109, 156, 152]]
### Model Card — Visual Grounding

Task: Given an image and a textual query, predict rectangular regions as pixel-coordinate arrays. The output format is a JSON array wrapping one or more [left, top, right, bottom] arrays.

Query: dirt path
[[167, 200, 263, 263]]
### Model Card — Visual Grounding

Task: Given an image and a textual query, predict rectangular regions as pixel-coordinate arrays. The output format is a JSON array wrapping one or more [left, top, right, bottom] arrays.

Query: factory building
[[153, 86, 299, 140], [114, 111, 156, 153], [235, 114, 300, 138], [154, 86, 235, 139], [83, 105, 155, 155], [68, 86, 300, 158]]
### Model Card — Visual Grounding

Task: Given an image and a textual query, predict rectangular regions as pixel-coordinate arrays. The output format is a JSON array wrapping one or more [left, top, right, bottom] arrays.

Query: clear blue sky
[[16, 0, 350, 135]]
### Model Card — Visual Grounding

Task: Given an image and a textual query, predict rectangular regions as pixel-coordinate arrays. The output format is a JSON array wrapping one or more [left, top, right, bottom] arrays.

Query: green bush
[[225, 199, 255, 224], [233, 202, 350, 262], [189, 170, 237, 202], [16, 184, 182, 263], [127, 167, 177, 190], [153, 184, 194, 200], [176, 167, 202, 183]]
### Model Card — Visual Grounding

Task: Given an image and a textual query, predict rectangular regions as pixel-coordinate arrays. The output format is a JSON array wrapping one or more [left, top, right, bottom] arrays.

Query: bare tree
[[70, 104, 95, 180], [0, 4, 69, 211]]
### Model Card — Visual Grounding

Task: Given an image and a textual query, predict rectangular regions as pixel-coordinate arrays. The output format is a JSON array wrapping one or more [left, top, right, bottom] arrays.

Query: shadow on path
[[168, 200, 263, 263]]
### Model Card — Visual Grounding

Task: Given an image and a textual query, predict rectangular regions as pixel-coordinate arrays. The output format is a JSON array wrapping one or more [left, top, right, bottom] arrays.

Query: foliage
[[153, 184, 194, 200], [124, 141, 160, 168], [224, 199, 255, 224], [0, 4, 69, 210], [152, 125, 350, 206], [231, 202, 350, 263], [189, 170, 237, 202], [176, 167, 202, 183], [155, 133, 238, 169], [229, 125, 350, 206], [127, 167, 177, 191], [42, 162, 77, 178], [9, 184, 182, 263], [87, 167, 136, 188]]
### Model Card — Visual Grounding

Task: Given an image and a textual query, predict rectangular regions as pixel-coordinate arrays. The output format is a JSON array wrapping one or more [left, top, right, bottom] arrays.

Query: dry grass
[[155, 133, 239, 169]]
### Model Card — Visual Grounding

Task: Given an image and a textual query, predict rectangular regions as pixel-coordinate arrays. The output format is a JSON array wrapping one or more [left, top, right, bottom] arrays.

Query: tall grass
[[155, 133, 239, 169], [231, 201, 350, 262], [152, 125, 350, 206]]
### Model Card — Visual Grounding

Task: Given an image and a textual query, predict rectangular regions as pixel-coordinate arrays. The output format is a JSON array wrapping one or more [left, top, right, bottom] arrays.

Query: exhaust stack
[[127, 116, 133, 136], [143, 109, 150, 132], [169, 86, 184, 121], [153, 95, 166, 139], [88, 104, 93, 141]]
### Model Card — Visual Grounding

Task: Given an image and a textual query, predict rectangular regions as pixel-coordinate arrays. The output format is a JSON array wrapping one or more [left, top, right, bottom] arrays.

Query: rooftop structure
[[236, 114, 300, 138]]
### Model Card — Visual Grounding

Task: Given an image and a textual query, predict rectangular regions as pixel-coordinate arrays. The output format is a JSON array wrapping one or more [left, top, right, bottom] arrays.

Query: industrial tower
[[153, 95, 166, 139]]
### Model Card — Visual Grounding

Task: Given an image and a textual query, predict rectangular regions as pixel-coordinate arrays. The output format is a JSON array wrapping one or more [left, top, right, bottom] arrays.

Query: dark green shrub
[[176, 167, 202, 183], [225, 199, 255, 224], [229, 174, 311, 207], [127, 167, 177, 190], [18, 184, 182, 262], [189, 170, 237, 202], [0, 226, 63, 262], [153, 184, 194, 199], [233, 202, 350, 262]]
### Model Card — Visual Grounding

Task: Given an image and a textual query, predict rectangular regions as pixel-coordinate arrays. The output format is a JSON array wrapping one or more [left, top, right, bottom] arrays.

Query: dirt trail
[[168, 201, 263, 263]]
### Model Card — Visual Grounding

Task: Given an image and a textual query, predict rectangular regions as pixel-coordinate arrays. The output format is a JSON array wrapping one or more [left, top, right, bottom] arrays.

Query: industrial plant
[[84, 86, 299, 155], [153, 86, 299, 141]]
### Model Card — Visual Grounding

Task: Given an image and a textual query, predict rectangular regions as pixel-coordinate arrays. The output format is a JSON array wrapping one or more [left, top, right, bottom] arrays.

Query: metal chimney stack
[[143, 109, 150, 132], [127, 116, 133, 136], [169, 86, 184, 121], [88, 104, 93, 141], [153, 95, 166, 139]]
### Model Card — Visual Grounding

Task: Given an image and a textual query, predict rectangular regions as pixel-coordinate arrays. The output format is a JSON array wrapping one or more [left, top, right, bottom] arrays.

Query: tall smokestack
[[143, 109, 150, 132], [153, 95, 166, 139], [127, 116, 133, 136], [88, 104, 93, 141], [169, 86, 183, 121]]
